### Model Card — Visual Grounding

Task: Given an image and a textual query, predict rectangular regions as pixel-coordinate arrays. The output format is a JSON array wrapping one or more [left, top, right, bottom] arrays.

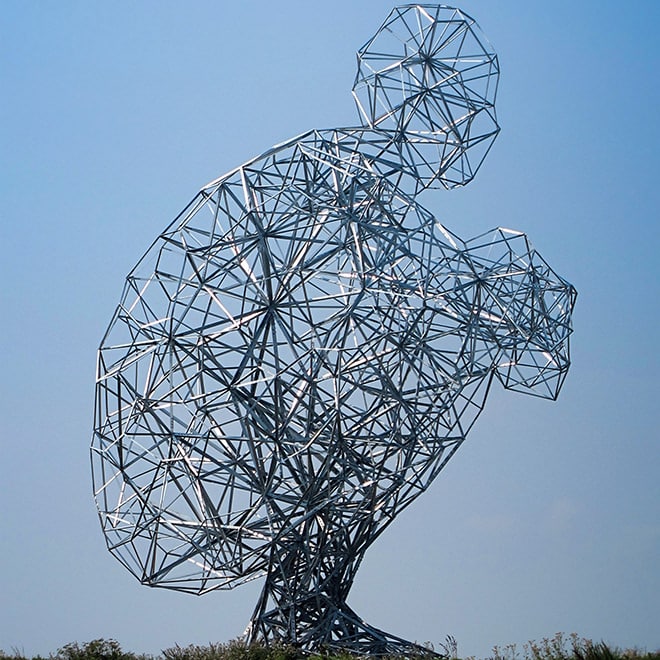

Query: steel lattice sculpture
[[92, 5, 576, 656]]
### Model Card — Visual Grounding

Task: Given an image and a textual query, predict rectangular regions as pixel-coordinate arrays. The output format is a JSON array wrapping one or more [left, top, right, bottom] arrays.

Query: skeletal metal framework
[[92, 5, 576, 656]]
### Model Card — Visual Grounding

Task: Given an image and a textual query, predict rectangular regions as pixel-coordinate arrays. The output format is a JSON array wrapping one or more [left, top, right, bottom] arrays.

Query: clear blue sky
[[1, 1, 658, 658]]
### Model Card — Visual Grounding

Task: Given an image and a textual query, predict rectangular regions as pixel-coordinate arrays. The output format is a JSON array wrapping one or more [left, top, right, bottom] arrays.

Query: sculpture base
[[245, 602, 448, 657]]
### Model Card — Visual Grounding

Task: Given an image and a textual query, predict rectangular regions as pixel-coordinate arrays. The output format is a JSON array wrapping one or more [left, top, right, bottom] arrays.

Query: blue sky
[[1, 1, 658, 658]]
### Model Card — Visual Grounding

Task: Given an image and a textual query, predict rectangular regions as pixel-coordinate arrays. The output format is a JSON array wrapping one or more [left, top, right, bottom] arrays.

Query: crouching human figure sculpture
[[92, 5, 576, 656]]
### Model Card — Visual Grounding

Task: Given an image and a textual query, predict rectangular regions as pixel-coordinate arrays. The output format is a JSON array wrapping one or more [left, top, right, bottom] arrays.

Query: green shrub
[[0, 649, 48, 660], [489, 633, 660, 660], [161, 640, 300, 660], [53, 639, 151, 660], [2, 635, 658, 660]]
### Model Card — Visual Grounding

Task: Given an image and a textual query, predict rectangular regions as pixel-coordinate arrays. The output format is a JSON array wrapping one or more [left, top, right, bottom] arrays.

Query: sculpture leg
[[244, 522, 446, 656]]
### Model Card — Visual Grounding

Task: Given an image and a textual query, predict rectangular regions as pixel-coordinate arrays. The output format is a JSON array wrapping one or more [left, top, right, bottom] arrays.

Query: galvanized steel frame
[[92, 5, 576, 656]]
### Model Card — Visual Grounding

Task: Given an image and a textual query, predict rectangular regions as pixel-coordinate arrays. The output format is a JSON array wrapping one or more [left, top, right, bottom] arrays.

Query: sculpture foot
[[320, 608, 447, 658], [246, 602, 448, 657]]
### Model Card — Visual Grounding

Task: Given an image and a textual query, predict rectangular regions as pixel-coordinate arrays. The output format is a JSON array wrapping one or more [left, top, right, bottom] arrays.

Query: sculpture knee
[[455, 228, 577, 400]]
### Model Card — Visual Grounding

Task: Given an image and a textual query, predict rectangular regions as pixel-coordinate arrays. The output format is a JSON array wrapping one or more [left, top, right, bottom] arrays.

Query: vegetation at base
[[1, 634, 659, 660], [487, 634, 660, 660]]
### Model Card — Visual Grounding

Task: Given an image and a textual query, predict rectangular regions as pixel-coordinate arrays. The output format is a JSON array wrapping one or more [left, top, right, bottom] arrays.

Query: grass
[[1, 634, 658, 660], [485, 634, 659, 660]]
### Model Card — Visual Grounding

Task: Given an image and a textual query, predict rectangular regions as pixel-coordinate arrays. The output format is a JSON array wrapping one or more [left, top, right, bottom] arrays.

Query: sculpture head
[[352, 4, 500, 190]]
